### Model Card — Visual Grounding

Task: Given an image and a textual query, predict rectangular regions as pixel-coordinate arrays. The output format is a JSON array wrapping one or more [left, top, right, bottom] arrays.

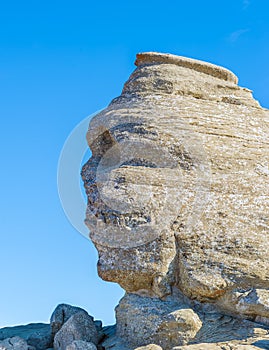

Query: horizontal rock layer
[[82, 52, 269, 349]]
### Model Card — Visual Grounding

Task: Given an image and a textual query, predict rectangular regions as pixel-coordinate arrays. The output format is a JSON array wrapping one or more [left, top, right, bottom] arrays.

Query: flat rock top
[[135, 52, 238, 84]]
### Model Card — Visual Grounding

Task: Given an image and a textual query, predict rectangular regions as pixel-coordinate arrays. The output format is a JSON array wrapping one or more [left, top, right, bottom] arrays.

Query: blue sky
[[0, 0, 268, 327]]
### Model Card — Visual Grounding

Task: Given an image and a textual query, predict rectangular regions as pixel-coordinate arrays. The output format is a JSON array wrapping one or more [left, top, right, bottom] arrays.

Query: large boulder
[[116, 293, 202, 348], [50, 304, 89, 338], [53, 311, 98, 350], [81, 52, 269, 348]]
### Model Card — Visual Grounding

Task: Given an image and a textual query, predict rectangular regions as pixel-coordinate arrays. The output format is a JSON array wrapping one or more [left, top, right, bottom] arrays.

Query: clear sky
[[0, 0, 268, 327]]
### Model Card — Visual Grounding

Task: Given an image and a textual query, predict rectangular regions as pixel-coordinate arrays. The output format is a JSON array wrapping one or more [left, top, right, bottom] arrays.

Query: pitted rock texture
[[50, 304, 90, 338], [53, 311, 98, 350], [81, 52, 269, 349], [116, 293, 202, 348]]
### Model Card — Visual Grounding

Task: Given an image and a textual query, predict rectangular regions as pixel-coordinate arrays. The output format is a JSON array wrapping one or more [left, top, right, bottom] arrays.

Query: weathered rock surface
[[0, 304, 102, 350], [116, 293, 202, 348], [0, 323, 52, 350], [53, 311, 98, 350], [0, 336, 35, 350], [173, 336, 269, 349], [82, 52, 269, 349], [50, 304, 89, 338], [66, 340, 97, 350]]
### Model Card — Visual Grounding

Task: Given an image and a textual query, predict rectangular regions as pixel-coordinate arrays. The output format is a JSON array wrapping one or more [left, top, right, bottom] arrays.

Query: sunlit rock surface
[[82, 52, 269, 349]]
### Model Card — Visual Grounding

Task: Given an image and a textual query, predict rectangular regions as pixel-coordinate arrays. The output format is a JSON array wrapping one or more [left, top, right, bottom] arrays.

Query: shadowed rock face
[[81, 52, 269, 348]]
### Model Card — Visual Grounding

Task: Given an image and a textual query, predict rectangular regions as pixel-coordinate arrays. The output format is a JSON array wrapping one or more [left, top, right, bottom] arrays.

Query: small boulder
[[0, 336, 35, 350], [53, 311, 98, 350]]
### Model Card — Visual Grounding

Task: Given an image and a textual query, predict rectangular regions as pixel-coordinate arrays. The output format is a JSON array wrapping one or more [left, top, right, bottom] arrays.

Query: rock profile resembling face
[[82, 52, 269, 318], [85, 122, 180, 248], [84, 109, 209, 250]]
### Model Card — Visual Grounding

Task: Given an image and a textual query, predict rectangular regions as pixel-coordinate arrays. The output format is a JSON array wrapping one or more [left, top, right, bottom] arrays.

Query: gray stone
[[93, 320, 104, 342], [53, 311, 98, 350], [0, 323, 52, 350], [0, 336, 35, 350], [66, 340, 97, 350], [50, 304, 89, 338]]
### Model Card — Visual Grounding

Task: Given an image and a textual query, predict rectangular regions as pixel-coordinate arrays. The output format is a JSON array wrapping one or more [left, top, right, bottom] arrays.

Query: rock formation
[[81, 52, 269, 349], [0, 304, 102, 350], [1, 52, 268, 350]]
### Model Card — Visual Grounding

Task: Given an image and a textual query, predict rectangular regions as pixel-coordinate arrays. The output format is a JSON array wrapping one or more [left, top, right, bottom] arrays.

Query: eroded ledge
[[135, 52, 239, 84]]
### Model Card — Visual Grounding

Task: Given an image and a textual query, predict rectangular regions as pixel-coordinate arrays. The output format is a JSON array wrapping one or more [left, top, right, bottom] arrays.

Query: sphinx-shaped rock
[[81, 52, 269, 349]]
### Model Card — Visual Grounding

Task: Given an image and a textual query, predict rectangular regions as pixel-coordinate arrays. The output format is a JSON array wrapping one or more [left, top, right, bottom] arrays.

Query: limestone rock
[[81, 52, 269, 349], [0, 323, 52, 350], [0, 336, 35, 350], [66, 340, 97, 350], [218, 288, 269, 321], [116, 293, 202, 348], [82, 50, 269, 304], [53, 311, 98, 350]]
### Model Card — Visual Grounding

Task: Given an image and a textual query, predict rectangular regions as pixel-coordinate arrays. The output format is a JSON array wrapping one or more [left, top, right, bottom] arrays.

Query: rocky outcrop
[[0, 303, 269, 349], [0, 323, 52, 350], [81, 52, 269, 349], [1, 52, 268, 350], [0, 336, 36, 350], [0, 304, 102, 350]]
